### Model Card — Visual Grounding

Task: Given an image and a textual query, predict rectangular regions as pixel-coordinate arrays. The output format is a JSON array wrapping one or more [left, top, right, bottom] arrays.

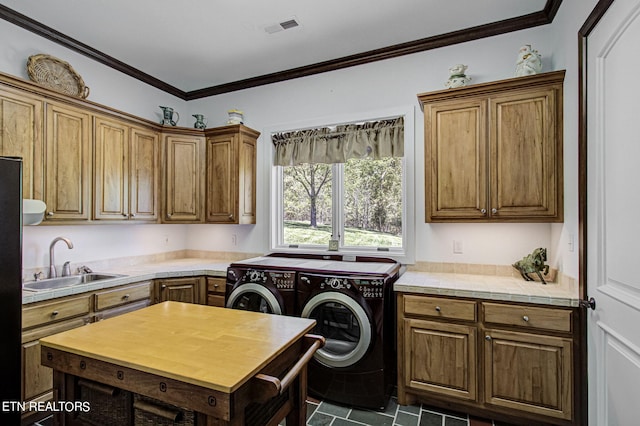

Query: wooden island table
[[40, 301, 323, 426]]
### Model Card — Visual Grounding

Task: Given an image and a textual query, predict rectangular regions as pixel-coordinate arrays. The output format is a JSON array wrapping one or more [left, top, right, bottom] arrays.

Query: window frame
[[268, 107, 415, 264]]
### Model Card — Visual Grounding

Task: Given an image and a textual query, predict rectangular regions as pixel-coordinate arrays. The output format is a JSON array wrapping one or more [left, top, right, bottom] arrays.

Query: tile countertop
[[22, 258, 231, 305], [394, 271, 580, 307]]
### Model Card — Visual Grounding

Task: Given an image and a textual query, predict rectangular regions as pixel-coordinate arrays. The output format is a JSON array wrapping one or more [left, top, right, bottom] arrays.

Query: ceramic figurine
[[192, 114, 207, 129], [227, 109, 244, 125], [515, 45, 542, 77], [445, 64, 472, 89], [159, 106, 179, 126], [512, 247, 550, 284]]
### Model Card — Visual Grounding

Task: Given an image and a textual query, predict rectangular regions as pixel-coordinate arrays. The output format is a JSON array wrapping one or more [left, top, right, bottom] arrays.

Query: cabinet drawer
[[23, 295, 91, 329], [403, 295, 476, 322], [207, 294, 225, 307], [207, 277, 226, 295], [94, 299, 151, 321], [94, 281, 152, 311], [483, 302, 572, 333]]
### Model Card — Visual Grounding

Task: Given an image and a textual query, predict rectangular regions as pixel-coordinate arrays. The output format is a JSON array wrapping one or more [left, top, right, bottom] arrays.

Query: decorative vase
[[227, 109, 244, 125], [159, 106, 179, 126], [515, 45, 542, 77], [192, 114, 207, 129], [445, 64, 471, 89]]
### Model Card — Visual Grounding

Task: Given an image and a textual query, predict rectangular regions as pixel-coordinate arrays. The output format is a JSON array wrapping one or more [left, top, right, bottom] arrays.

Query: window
[[271, 114, 411, 259]]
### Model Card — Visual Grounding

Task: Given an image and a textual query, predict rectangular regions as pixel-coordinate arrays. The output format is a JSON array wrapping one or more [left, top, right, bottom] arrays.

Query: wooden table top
[[40, 302, 316, 393]]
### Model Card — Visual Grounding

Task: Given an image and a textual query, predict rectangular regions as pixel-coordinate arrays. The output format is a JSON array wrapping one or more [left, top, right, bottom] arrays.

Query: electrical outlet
[[568, 233, 575, 252], [453, 240, 463, 254]]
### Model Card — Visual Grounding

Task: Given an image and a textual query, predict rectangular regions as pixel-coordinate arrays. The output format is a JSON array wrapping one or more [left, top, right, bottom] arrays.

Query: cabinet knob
[[480, 209, 487, 215], [130, 213, 136, 218], [213, 284, 219, 289], [167, 214, 172, 218], [435, 306, 441, 312], [122, 294, 130, 300], [161, 284, 167, 289], [47, 211, 54, 216], [485, 335, 492, 341], [523, 315, 529, 322], [51, 310, 59, 317], [492, 208, 498, 214]]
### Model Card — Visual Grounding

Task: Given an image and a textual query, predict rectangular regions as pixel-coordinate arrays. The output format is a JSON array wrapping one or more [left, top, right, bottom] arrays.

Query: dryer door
[[226, 283, 283, 314], [301, 291, 372, 368]]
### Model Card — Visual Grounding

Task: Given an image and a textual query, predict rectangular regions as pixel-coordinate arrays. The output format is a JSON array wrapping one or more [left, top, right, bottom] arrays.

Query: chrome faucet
[[49, 237, 74, 278]]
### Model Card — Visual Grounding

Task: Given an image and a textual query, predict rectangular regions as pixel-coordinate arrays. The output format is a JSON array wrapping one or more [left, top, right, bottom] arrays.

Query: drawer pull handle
[[51, 310, 59, 316], [435, 306, 441, 312], [122, 294, 130, 300], [485, 335, 492, 341], [523, 315, 529, 322]]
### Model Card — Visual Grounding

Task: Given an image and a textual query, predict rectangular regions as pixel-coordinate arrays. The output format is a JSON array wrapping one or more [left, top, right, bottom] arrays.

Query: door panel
[[585, 0, 640, 424]]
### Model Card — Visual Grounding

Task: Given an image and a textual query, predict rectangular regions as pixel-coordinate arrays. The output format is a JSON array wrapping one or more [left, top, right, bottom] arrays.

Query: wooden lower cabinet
[[206, 277, 226, 307], [21, 303, 91, 424], [398, 293, 578, 425], [484, 329, 573, 420], [155, 277, 206, 304], [21, 282, 152, 424], [403, 318, 477, 401]]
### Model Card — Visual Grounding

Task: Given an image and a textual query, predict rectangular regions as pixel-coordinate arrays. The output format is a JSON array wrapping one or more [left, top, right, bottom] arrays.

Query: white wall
[[2, 0, 596, 277], [185, 26, 562, 267]]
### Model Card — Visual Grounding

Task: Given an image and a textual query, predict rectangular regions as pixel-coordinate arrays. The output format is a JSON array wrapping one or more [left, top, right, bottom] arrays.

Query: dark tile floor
[[295, 397, 493, 426]]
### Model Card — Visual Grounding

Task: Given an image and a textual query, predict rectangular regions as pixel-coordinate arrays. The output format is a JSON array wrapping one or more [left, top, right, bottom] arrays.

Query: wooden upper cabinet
[[0, 88, 44, 200], [419, 71, 564, 222], [44, 102, 92, 221], [94, 116, 129, 220], [162, 132, 205, 223], [94, 116, 159, 221], [205, 124, 259, 224], [129, 126, 160, 221]]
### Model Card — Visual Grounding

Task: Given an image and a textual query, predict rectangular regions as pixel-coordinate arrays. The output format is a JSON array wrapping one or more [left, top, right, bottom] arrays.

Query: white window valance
[[272, 117, 404, 166]]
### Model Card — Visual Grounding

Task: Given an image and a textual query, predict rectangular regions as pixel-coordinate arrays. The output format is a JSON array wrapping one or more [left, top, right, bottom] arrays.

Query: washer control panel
[[354, 278, 385, 299], [268, 271, 295, 290], [300, 273, 387, 299], [230, 268, 296, 290]]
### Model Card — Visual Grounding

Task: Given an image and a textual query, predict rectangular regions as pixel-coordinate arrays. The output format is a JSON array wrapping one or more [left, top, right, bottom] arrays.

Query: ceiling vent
[[264, 17, 300, 34]]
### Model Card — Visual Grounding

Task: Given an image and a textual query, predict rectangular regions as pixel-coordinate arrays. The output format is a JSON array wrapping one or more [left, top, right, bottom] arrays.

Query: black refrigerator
[[0, 157, 23, 424]]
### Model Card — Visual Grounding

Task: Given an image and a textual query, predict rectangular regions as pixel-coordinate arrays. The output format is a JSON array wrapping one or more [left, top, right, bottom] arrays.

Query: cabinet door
[[130, 127, 159, 221], [484, 329, 572, 420], [163, 135, 205, 222], [44, 102, 91, 221], [156, 277, 205, 304], [21, 317, 89, 404], [238, 132, 257, 224], [94, 116, 129, 220], [206, 133, 237, 223], [403, 318, 477, 401], [0, 89, 44, 199], [425, 99, 487, 221], [489, 87, 561, 220]]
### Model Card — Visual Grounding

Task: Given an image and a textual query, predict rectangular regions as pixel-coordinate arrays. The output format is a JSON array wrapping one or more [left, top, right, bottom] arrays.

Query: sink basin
[[23, 273, 127, 292]]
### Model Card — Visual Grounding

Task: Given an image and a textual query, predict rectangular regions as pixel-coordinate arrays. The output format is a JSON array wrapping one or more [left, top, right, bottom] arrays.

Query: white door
[[586, 0, 640, 424]]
